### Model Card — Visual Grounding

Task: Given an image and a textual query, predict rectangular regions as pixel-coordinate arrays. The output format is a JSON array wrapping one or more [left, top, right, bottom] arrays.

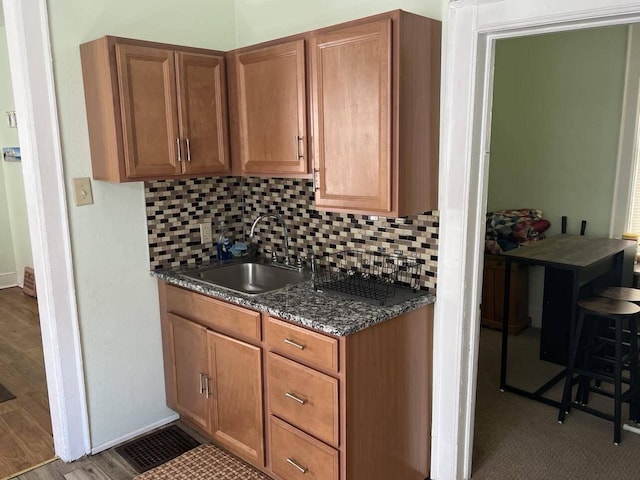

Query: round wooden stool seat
[[577, 297, 640, 316], [595, 286, 640, 303]]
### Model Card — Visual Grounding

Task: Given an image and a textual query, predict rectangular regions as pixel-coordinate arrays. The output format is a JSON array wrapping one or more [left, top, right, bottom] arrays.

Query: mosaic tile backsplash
[[145, 177, 439, 291]]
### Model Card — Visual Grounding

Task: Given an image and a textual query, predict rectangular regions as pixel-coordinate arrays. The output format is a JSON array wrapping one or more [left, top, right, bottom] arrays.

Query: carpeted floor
[[134, 444, 269, 480], [472, 327, 640, 479]]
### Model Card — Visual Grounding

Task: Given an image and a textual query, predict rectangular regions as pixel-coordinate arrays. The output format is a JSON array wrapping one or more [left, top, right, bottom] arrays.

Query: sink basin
[[180, 261, 307, 296]]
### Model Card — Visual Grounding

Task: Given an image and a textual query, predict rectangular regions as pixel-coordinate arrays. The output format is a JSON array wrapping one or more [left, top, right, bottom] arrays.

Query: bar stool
[[558, 297, 640, 444], [595, 286, 640, 303], [593, 286, 640, 395]]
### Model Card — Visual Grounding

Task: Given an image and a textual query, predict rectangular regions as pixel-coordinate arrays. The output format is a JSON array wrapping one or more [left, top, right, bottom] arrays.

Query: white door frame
[[3, 0, 90, 461], [435, 1, 640, 479]]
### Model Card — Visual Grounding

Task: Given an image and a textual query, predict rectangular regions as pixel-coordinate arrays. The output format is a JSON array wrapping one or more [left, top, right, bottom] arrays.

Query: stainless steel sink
[[180, 260, 307, 296]]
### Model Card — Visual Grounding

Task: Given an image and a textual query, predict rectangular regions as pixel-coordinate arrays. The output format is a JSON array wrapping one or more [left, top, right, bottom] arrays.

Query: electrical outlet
[[199, 223, 213, 244]]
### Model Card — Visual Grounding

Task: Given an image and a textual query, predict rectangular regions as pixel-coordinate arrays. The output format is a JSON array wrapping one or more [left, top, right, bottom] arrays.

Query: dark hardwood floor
[[10, 422, 209, 480], [0, 287, 54, 479]]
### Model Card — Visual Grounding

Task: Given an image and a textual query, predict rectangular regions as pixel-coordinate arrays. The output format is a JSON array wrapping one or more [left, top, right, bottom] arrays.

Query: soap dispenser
[[216, 221, 232, 261]]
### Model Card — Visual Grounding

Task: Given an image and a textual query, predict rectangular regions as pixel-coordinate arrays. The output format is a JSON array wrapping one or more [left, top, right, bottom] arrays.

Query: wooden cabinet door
[[233, 40, 307, 175], [115, 44, 181, 178], [207, 331, 264, 467], [311, 19, 392, 213], [176, 52, 230, 175], [167, 313, 210, 432]]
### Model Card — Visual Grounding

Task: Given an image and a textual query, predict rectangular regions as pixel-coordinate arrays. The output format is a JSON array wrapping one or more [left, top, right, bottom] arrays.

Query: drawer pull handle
[[285, 392, 307, 405], [286, 457, 308, 474], [284, 338, 306, 350]]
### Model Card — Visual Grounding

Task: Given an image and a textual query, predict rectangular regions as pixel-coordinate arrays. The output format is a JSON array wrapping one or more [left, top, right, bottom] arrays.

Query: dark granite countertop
[[151, 265, 435, 337]]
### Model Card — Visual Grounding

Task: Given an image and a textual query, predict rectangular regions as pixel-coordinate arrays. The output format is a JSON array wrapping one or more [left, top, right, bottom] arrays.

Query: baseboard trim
[[0, 272, 18, 289], [90, 413, 180, 455]]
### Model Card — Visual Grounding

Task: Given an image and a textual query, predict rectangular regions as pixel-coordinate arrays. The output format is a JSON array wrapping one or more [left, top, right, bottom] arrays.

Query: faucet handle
[[265, 248, 278, 263]]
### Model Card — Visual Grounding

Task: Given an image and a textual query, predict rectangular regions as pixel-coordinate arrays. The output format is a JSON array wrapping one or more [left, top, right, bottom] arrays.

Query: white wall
[[46, 0, 236, 449], [0, 24, 31, 287]]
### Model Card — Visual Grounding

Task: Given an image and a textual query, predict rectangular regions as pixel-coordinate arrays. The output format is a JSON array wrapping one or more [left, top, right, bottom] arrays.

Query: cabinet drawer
[[270, 416, 338, 480], [268, 353, 339, 447], [266, 316, 338, 373], [164, 284, 261, 341]]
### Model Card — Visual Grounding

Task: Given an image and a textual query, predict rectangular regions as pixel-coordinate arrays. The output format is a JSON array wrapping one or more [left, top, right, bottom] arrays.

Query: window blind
[[629, 150, 640, 234]]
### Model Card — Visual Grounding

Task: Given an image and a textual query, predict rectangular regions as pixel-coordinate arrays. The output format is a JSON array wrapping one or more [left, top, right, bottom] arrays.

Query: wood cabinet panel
[[230, 40, 308, 175], [268, 353, 339, 447], [80, 36, 230, 182], [269, 416, 339, 480], [167, 313, 210, 432], [176, 52, 230, 175], [164, 284, 261, 342], [266, 316, 338, 373], [481, 254, 530, 334], [208, 331, 264, 467], [310, 11, 440, 216], [311, 19, 392, 213], [115, 43, 181, 179]]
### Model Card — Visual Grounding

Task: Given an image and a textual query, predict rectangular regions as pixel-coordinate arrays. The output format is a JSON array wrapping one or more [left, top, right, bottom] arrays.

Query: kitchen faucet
[[249, 213, 291, 266]]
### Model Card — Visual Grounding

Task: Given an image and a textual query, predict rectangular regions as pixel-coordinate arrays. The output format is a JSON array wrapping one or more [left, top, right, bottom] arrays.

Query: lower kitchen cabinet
[[158, 281, 433, 479], [269, 416, 339, 480], [207, 330, 264, 465], [166, 313, 210, 432], [160, 285, 264, 467]]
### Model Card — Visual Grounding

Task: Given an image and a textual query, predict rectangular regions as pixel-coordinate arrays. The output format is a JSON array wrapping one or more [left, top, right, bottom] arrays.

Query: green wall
[[47, 0, 237, 449], [234, 0, 443, 47], [488, 26, 629, 327], [0, 24, 31, 287], [488, 26, 628, 238]]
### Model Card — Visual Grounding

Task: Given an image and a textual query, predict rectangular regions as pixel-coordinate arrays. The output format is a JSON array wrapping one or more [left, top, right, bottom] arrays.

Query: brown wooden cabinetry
[[80, 36, 230, 182], [264, 307, 433, 480], [310, 11, 441, 216], [160, 284, 264, 467], [481, 254, 530, 334], [158, 281, 433, 480], [166, 313, 210, 432], [228, 40, 308, 176]]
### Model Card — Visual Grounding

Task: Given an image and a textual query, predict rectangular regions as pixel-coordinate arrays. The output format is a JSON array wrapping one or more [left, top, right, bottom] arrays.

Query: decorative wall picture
[[2, 147, 21, 162]]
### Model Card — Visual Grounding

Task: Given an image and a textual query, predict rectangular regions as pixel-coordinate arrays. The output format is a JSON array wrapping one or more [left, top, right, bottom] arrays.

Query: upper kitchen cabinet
[[311, 11, 441, 216], [227, 39, 309, 176], [80, 36, 230, 182]]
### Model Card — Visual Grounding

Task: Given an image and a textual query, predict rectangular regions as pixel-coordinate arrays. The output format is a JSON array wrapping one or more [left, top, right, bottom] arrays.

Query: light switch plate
[[72, 177, 94, 206], [200, 223, 213, 244]]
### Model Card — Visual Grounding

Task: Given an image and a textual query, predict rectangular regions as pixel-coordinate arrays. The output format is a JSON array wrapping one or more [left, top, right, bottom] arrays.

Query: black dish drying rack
[[311, 250, 426, 306]]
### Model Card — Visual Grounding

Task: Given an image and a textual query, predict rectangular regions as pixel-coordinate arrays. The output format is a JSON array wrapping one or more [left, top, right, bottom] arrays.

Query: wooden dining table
[[499, 234, 637, 407]]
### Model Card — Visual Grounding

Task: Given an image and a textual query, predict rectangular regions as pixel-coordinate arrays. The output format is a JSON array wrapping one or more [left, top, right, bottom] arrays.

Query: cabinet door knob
[[176, 138, 182, 162], [284, 338, 305, 350], [285, 392, 306, 405], [286, 457, 308, 474]]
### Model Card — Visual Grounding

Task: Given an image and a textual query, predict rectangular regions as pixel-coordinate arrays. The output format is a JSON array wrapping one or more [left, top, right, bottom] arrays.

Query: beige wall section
[[0, 23, 31, 287], [234, 0, 443, 47], [46, 0, 236, 449]]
